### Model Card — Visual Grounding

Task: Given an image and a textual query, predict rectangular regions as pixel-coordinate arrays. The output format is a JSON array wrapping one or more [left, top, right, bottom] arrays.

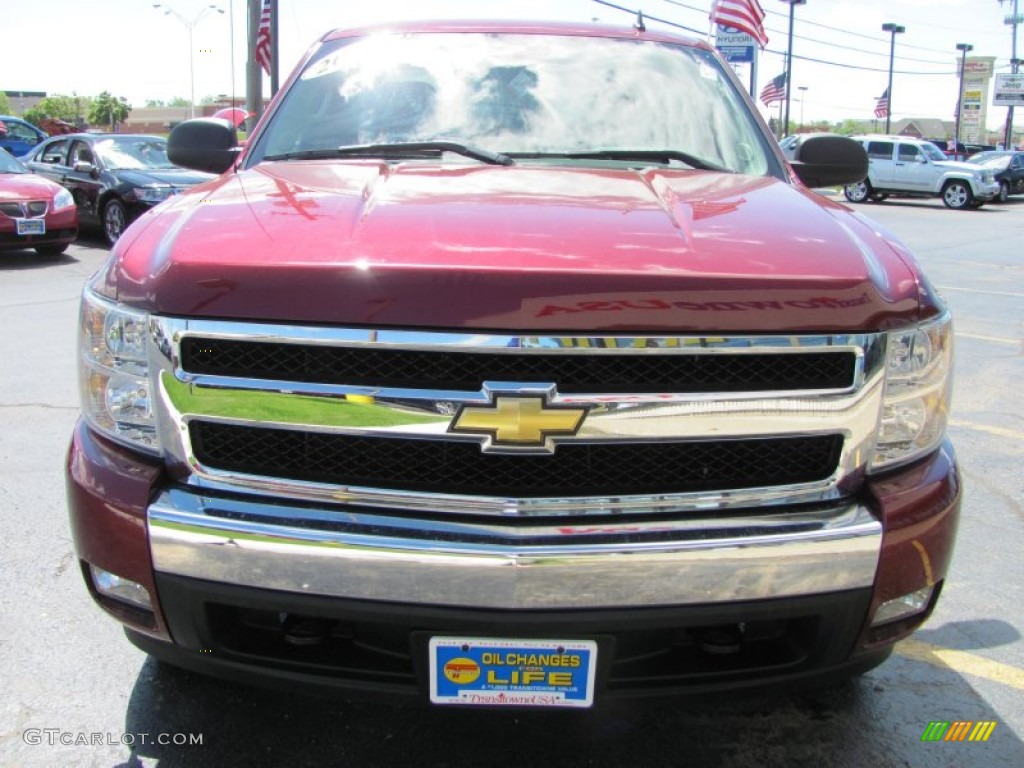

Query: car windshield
[[252, 31, 773, 176], [920, 143, 947, 162], [94, 137, 176, 170], [0, 148, 28, 174]]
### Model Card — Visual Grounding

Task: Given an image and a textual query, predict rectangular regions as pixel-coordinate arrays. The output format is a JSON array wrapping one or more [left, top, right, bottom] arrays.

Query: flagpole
[[751, 50, 758, 100], [246, 0, 262, 123], [270, 0, 279, 97], [782, 1, 806, 137]]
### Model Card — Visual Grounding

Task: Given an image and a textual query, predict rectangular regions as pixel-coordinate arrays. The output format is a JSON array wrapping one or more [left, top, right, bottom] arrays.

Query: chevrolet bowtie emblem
[[449, 396, 587, 452]]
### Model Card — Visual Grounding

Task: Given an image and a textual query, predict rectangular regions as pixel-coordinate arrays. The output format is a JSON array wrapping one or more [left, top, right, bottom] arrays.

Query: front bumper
[[66, 421, 961, 699], [127, 576, 892, 701], [975, 180, 1001, 200], [0, 206, 77, 250], [148, 488, 883, 610]]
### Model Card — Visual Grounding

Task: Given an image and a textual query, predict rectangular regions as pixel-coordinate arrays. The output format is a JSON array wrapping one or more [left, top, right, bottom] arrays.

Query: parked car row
[[781, 133, 1023, 209], [840, 135, 1001, 210], [3, 117, 218, 253], [20, 133, 214, 245]]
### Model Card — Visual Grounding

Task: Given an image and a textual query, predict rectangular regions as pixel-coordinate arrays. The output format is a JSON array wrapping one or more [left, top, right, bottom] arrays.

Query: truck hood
[[109, 161, 923, 332]]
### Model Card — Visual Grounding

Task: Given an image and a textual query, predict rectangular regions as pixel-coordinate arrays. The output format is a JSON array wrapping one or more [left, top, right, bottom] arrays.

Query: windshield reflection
[[95, 137, 176, 171], [256, 32, 772, 176]]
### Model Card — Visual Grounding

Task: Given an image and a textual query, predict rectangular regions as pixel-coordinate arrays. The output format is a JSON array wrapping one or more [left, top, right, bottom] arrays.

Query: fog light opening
[[89, 564, 153, 611], [871, 585, 935, 628]]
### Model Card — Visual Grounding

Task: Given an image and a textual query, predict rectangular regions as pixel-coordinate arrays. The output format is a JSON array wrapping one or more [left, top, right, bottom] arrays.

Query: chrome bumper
[[149, 488, 882, 610]]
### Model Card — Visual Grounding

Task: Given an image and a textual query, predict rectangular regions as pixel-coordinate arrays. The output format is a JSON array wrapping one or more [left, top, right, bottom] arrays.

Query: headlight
[[870, 313, 953, 471], [132, 186, 174, 203], [79, 289, 159, 453], [53, 188, 74, 210]]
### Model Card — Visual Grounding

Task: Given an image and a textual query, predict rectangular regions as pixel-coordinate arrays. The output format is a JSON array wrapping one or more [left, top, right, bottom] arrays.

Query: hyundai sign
[[714, 25, 755, 64]]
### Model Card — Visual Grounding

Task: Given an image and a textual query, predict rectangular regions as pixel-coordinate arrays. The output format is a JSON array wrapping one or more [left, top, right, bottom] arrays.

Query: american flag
[[255, 0, 272, 76], [760, 73, 787, 107], [874, 88, 889, 119], [710, 0, 768, 48]]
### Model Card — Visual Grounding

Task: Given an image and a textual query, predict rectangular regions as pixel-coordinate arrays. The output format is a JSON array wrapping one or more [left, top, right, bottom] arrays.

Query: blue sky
[[1, 0, 1020, 129]]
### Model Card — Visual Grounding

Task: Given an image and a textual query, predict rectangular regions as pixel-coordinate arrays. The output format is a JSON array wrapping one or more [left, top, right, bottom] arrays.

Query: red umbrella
[[211, 107, 252, 127]]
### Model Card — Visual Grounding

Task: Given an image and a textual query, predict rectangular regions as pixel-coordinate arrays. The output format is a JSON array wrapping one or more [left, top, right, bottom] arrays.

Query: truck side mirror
[[789, 135, 868, 188], [168, 118, 240, 175]]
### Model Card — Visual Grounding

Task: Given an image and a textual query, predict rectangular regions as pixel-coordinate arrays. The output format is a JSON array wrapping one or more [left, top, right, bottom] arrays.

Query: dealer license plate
[[429, 637, 597, 708], [16, 218, 45, 236]]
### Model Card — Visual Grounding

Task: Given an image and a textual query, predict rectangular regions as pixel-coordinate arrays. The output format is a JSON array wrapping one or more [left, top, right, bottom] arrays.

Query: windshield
[[0, 148, 28, 173], [94, 137, 175, 170], [920, 143, 947, 162], [252, 32, 773, 175]]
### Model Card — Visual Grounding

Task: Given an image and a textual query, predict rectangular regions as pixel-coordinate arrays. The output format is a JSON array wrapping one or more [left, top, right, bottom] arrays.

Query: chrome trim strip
[[149, 489, 883, 609], [148, 319, 887, 516]]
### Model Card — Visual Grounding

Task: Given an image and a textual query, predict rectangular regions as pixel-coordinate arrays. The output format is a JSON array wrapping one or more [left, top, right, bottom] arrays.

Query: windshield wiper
[[265, 141, 513, 166], [505, 149, 729, 172]]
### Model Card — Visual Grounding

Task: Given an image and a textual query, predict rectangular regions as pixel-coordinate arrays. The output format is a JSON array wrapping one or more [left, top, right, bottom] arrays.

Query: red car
[[0, 147, 77, 256], [67, 20, 958, 707]]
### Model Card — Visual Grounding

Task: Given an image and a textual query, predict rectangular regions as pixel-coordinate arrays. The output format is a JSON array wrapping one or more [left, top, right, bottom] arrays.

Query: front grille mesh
[[180, 337, 856, 394], [190, 422, 843, 498]]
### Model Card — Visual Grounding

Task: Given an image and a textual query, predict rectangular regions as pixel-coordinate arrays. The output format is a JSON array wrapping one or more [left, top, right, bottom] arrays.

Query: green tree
[[145, 99, 166, 108], [0, 92, 11, 114], [23, 94, 90, 126], [88, 92, 132, 130], [833, 120, 863, 136], [168, 96, 190, 107]]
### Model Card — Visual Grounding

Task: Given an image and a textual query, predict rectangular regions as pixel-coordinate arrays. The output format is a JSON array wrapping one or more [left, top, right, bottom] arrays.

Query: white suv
[[844, 135, 999, 210]]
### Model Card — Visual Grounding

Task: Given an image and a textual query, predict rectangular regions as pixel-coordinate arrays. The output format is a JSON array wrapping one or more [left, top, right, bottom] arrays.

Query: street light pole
[[882, 23, 906, 134], [153, 3, 226, 119], [955, 43, 974, 156], [798, 85, 808, 130], [782, 1, 806, 137], [1001, 0, 1021, 149]]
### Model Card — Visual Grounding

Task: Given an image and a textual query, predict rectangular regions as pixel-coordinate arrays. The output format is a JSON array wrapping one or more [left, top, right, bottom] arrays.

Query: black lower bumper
[[130, 573, 891, 704]]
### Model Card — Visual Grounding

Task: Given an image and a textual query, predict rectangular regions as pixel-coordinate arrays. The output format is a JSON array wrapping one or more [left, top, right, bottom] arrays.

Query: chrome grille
[[180, 337, 857, 394], [0, 201, 47, 218], [153, 321, 887, 517], [190, 422, 844, 498]]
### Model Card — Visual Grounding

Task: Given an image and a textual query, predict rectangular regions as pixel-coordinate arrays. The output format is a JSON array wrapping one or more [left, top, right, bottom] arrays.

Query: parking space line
[[955, 332, 1020, 346], [896, 639, 1024, 691], [937, 285, 1024, 299], [948, 419, 1024, 442]]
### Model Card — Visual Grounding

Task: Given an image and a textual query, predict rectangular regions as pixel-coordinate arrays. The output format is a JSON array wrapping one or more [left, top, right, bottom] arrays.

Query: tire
[[998, 181, 1009, 203], [103, 199, 128, 245], [942, 180, 973, 210], [35, 243, 69, 257], [843, 181, 872, 203]]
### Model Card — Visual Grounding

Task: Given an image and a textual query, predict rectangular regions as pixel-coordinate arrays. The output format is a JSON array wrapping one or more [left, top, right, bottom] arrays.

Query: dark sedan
[[966, 150, 1024, 202], [23, 133, 214, 244]]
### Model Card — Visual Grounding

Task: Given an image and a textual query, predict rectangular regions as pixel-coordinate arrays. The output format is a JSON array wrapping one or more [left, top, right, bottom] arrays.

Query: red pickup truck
[[67, 20, 959, 708]]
